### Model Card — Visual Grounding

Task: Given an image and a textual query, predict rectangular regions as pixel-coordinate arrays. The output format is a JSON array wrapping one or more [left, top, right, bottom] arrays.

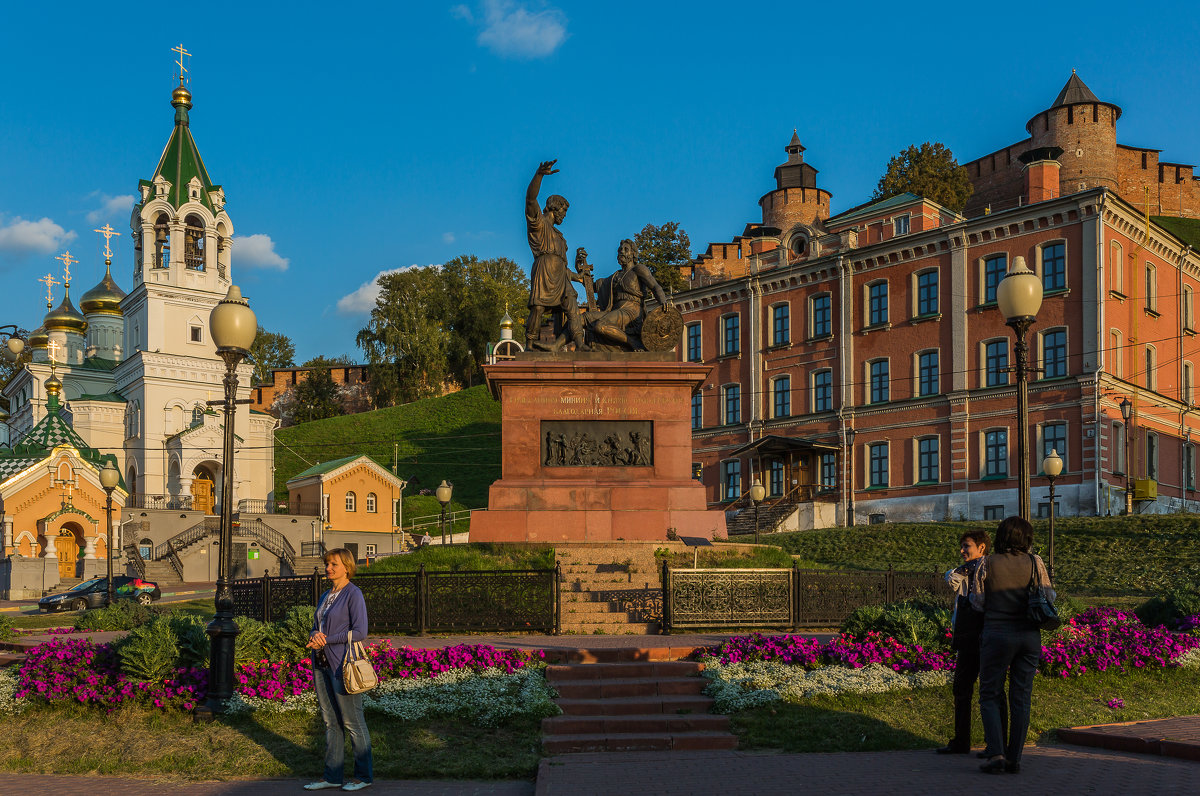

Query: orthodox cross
[[172, 43, 191, 85], [56, 250, 77, 287], [94, 224, 120, 261], [47, 339, 61, 364], [39, 272, 60, 307], [51, 464, 77, 506]]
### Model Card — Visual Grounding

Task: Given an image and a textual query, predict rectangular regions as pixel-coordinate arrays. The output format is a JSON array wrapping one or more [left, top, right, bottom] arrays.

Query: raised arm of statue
[[527, 159, 558, 221]]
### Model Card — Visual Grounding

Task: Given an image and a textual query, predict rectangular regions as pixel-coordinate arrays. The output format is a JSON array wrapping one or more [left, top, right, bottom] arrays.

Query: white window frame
[[345, 491, 357, 512], [893, 214, 910, 236], [1146, 344, 1158, 391], [366, 492, 377, 513], [1109, 241, 1124, 295]]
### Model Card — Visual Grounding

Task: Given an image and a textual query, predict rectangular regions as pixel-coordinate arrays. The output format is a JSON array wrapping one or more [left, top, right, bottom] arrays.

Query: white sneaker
[[304, 782, 342, 791], [342, 782, 372, 792]]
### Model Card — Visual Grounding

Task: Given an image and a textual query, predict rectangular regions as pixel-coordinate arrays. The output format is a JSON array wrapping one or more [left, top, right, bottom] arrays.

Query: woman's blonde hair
[[323, 547, 357, 578]]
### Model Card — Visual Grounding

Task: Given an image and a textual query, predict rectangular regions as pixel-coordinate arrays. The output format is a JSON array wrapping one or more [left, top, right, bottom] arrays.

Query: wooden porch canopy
[[731, 435, 841, 496], [731, 435, 840, 459]]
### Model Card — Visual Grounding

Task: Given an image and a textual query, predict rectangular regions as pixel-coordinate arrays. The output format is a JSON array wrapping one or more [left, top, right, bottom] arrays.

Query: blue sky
[[2, 1, 1198, 363]]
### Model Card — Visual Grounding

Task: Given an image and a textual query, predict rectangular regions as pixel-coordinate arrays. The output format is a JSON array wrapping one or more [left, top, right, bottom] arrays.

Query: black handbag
[[1026, 553, 1061, 631]]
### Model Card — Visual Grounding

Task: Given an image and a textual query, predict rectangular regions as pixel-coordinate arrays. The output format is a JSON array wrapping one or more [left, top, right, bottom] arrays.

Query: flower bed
[[695, 631, 955, 673], [1040, 607, 1200, 677], [2, 637, 555, 727]]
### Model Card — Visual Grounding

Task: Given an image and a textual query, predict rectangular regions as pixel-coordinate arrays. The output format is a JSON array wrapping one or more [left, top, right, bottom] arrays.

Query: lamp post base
[[204, 610, 240, 713]]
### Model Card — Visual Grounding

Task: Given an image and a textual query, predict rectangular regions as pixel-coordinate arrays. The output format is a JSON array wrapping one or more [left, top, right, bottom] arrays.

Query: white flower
[[702, 660, 950, 713]]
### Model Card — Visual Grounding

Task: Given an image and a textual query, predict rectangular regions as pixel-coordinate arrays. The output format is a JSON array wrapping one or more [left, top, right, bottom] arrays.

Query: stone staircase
[[143, 560, 183, 584], [291, 556, 325, 576], [541, 660, 737, 753], [557, 544, 663, 635]]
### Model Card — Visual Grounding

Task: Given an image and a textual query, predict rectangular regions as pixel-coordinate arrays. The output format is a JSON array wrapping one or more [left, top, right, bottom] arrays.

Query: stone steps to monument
[[541, 661, 735, 754], [560, 621, 660, 635]]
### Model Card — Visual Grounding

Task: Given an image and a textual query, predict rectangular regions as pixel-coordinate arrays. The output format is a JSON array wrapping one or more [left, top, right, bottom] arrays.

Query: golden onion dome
[[172, 83, 193, 109], [43, 291, 88, 335], [44, 372, 63, 396], [80, 264, 127, 317], [499, 310, 514, 330], [27, 325, 48, 350]]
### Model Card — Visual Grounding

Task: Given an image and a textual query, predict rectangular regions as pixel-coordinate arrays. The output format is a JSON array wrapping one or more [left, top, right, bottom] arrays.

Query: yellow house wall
[[1, 454, 119, 559], [296, 464, 400, 535]]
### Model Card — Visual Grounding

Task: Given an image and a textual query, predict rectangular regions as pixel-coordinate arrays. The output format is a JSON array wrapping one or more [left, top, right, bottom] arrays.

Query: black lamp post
[[202, 286, 256, 714], [750, 479, 766, 544], [436, 480, 453, 545], [997, 255, 1044, 521], [1120, 397, 1133, 515], [1042, 448, 1063, 580], [99, 461, 120, 605], [845, 426, 856, 527]]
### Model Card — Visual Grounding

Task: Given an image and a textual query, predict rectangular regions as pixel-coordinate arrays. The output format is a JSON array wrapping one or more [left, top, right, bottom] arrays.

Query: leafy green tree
[[873, 142, 974, 213], [356, 257, 528, 405], [303, 354, 356, 367], [633, 222, 692, 294], [0, 327, 31, 389], [249, 326, 295, 385], [291, 365, 343, 424]]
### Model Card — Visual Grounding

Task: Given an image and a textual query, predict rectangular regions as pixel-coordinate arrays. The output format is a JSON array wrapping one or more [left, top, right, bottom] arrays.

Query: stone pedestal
[[471, 354, 726, 542]]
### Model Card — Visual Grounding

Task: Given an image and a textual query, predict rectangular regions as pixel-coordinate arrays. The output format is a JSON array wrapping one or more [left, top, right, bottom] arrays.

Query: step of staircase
[[143, 561, 183, 583], [542, 661, 735, 754]]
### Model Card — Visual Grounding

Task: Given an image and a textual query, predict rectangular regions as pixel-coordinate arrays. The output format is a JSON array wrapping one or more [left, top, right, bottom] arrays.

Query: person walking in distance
[[304, 548, 373, 791]]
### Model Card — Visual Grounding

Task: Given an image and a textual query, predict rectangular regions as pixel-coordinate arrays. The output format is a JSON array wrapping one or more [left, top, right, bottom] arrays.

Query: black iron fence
[[231, 565, 561, 634], [661, 563, 950, 633]]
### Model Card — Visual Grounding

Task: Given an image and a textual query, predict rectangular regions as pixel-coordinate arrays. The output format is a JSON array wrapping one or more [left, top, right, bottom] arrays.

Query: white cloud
[[85, 193, 135, 224], [461, 0, 567, 59], [234, 233, 289, 270], [442, 232, 456, 244], [336, 265, 421, 316], [0, 216, 76, 255]]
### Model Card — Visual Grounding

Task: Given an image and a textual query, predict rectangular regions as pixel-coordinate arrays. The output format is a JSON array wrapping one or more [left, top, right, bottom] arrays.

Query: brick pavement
[[2, 776, 534, 796], [1058, 715, 1200, 761]]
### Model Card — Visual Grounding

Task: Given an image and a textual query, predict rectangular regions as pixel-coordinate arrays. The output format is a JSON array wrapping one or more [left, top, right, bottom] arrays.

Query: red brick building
[[250, 364, 370, 416], [677, 73, 1200, 527]]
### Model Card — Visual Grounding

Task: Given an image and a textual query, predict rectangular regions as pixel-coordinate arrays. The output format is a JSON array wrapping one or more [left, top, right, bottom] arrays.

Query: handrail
[[124, 544, 146, 579], [405, 509, 473, 534], [240, 518, 297, 571], [153, 517, 220, 560], [165, 540, 184, 579]]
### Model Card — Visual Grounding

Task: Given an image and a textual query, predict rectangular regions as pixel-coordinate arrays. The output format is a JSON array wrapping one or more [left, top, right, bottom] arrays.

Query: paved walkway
[[1059, 715, 1200, 761]]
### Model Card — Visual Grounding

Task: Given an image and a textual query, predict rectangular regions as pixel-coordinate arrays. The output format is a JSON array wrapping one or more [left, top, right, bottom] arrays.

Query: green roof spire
[[141, 78, 218, 212]]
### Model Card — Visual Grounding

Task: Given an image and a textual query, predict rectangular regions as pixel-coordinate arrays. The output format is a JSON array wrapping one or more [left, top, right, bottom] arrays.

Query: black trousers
[[979, 620, 1040, 762], [950, 637, 1004, 747]]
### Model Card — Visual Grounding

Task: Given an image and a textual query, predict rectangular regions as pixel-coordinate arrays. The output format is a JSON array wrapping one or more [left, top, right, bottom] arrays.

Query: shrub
[[265, 605, 316, 663], [0, 615, 14, 641], [840, 599, 951, 650], [1135, 588, 1200, 628], [74, 600, 160, 631], [233, 615, 273, 665], [172, 614, 211, 669], [115, 616, 180, 682]]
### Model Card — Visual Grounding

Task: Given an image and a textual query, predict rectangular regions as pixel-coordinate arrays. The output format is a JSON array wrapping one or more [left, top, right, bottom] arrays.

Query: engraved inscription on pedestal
[[542, 420, 652, 467]]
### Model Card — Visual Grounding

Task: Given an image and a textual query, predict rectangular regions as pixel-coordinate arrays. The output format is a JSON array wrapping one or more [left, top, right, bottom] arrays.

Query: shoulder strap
[[1027, 553, 1040, 588]]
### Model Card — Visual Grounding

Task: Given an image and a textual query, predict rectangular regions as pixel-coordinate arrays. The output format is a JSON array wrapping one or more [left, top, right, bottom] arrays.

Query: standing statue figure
[[525, 160, 587, 352], [588, 239, 670, 351]]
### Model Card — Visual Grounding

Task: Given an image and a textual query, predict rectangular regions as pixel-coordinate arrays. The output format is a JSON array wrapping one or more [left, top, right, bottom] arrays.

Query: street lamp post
[[202, 286, 257, 715], [1120, 397, 1133, 515], [845, 426, 856, 527], [99, 461, 120, 605], [997, 256, 1044, 521], [0, 325, 25, 362], [1042, 448, 1063, 580], [750, 479, 766, 544], [436, 480, 453, 545]]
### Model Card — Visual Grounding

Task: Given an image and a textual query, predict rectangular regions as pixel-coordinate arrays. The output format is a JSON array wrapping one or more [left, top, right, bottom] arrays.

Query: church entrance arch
[[192, 465, 217, 514], [55, 524, 83, 579]]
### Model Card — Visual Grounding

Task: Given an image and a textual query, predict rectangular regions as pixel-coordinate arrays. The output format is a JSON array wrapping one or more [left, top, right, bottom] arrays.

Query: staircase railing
[[153, 517, 221, 561], [164, 540, 184, 580], [124, 544, 146, 579], [240, 518, 297, 572]]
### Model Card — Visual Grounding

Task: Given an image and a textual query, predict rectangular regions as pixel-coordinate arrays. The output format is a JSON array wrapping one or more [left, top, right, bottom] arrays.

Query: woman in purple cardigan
[[304, 548, 373, 791]]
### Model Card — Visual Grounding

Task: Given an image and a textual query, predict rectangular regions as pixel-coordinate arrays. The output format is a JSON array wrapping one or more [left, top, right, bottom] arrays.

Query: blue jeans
[[978, 619, 1041, 763], [313, 665, 373, 784]]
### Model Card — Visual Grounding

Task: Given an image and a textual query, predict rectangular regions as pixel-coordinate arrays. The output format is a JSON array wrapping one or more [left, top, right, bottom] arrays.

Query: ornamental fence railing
[[660, 563, 951, 633], [231, 564, 561, 634]]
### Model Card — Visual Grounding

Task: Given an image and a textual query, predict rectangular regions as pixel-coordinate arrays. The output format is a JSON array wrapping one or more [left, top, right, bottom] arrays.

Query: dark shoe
[[935, 743, 969, 754], [1005, 762, 1020, 774], [976, 751, 992, 759], [979, 758, 1007, 774]]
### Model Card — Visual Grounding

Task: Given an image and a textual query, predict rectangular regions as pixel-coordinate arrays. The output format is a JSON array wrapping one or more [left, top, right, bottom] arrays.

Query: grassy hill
[[767, 514, 1200, 597], [274, 385, 501, 509]]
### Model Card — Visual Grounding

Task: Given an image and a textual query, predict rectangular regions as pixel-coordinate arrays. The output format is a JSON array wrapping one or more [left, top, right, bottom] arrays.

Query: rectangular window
[[773, 376, 791, 418], [983, 505, 1005, 520], [190, 326, 202, 343], [894, 215, 910, 236], [769, 459, 784, 496], [1186, 443, 1196, 490], [1042, 243, 1066, 291], [1113, 422, 1126, 473], [1043, 330, 1067, 379], [811, 294, 831, 337], [918, 351, 939, 397], [985, 340, 1009, 387], [983, 255, 1007, 304], [917, 271, 938, 316], [1185, 363, 1194, 405], [868, 282, 889, 326], [820, 453, 837, 488], [1043, 422, 1067, 470], [721, 314, 740, 355], [918, 437, 939, 483], [722, 460, 742, 500], [869, 443, 888, 487], [1146, 265, 1157, 311], [870, 360, 889, 403], [1147, 432, 1159, 480], [772, 304, 790, 346], [686, 323, 702, 362], [985, 430, 1008, 477], [364, 544, 377, 557], [813, 369, 833, 413], [1146, 346, 1156, 390], [691, 392, 703, 430], [723, 384, 741, 425]]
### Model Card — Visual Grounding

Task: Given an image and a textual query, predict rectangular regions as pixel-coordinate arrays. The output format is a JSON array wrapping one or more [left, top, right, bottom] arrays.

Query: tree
[[290, 365, 342, 424], [356, 257, 528, 405], [0, 327, 31, 389], [249, 326, 295, 385], [633, 222, 692, 294], [873, 142, 973, 213]]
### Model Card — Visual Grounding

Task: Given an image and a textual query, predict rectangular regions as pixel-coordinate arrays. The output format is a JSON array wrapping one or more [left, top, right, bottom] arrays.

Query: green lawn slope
[[274, 386, 501, 509]]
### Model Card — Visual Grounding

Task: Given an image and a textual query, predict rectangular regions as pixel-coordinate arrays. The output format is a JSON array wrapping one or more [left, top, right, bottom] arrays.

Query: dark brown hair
[[993, 516, 1033, 554], [959, 529, 991, 553]]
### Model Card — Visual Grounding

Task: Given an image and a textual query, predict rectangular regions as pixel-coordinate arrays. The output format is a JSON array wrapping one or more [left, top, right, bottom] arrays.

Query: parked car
[[38, 576, 162, 612]]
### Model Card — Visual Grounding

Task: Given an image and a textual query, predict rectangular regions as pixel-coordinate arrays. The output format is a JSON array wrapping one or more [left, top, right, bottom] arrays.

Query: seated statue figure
[[587, 239, 669, 351]]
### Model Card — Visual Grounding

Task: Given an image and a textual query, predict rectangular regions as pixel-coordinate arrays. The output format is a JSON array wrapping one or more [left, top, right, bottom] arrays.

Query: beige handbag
[[342, 631, 378, 694]]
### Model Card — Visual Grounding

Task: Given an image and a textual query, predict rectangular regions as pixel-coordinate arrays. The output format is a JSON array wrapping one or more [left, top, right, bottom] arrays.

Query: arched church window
[[154, 214, 171, 269], [184, 215, 205, 271]]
